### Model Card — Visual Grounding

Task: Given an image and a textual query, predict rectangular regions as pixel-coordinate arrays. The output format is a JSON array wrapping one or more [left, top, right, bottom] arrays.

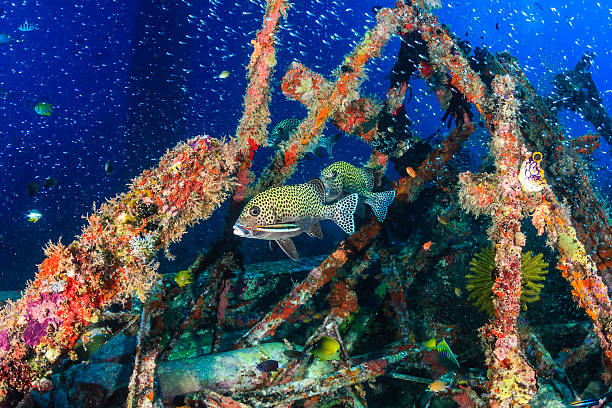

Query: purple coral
[[24, 318, 50, 347], [0, 330, 8, 351], [23, 292, 63, 347]]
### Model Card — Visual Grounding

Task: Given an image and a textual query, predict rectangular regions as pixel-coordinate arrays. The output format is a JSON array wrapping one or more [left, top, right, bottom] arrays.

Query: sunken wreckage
[[1, 1, 612, 407]]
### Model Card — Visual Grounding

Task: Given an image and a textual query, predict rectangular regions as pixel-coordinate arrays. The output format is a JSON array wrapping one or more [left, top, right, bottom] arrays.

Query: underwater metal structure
[[1, 0, 612, 407]]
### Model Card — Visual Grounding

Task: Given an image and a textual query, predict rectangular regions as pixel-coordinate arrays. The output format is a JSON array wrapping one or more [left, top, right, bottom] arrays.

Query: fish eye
[[249, 206, 261, 216], [329, 170, 337, 178]]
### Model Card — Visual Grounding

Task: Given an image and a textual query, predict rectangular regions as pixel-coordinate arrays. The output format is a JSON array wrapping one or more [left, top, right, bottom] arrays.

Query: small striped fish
[[435, 338, 460, 370], [18, 21, 38, 32]]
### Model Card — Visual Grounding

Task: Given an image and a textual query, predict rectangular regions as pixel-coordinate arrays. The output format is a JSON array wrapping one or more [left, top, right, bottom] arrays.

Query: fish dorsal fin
[[364, 191, 396, 222], [306, 178, 326, 203], [306, 222, 324, 239], [276, 238, 299, 261], [330, 193, 358, 234], [361, 167, 375, 190]]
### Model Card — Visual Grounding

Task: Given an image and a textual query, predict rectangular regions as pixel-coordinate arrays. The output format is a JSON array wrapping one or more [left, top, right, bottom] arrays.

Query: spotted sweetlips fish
[[233, 179, 358, 260], [320, 161, 395, 222]]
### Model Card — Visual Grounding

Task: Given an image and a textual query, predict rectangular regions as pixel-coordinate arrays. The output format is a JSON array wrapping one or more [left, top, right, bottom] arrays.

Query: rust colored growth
[[328, 281, 359, 319], [0, 137, 240, 403], [235, 0, 289, 150], [281, 62, 330, 105], [416, 11, 488, 116], [280, 62, 381, 144], [237, 220, 381, 348], [395, 124, 474, 202], [598, 247, 612, 269]]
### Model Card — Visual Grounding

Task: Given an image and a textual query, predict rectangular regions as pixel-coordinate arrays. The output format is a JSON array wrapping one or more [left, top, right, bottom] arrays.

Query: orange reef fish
[[405, 166, 417, 178], [422, 241, 433, 251]]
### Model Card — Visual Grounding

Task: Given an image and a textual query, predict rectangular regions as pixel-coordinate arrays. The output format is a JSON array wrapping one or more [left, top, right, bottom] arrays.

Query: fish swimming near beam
[[233, 179, 358, 260], [320, 161, 395, 222]]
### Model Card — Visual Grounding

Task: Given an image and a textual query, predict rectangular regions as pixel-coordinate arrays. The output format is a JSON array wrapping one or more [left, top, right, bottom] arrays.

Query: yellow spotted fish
[[233, 179, 358, 261], [321, 161, 395, 222]]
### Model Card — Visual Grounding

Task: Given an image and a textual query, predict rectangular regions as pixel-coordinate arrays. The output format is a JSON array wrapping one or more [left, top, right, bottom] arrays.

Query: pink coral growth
[[23, 292, 62, 347], [0, 331, 7, 352]]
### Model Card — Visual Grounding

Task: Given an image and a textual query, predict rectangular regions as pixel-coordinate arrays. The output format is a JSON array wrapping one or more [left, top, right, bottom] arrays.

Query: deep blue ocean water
[[0, 0, 610, 290]]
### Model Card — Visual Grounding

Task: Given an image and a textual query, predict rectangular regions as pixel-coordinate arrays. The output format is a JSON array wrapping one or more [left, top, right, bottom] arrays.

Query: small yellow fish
[[311, 335, 340, 361], [423, 338, 437, 350], [454, 287, 462, 297], [219, 70, 230, 79], [174, 269, 192, 287], [428, 379, 448, 392], [34, 102, 53, 116], [168, 160, 182, 172]]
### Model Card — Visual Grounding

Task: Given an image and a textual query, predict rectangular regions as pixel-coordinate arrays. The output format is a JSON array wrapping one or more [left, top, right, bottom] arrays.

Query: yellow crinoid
[[466, 245, 549, 316]]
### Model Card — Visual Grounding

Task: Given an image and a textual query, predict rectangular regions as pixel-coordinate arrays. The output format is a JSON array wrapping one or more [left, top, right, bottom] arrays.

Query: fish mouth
[[234, 223, 301, 238], [321, 181, 341, 201], [233, 224, 251, 237]]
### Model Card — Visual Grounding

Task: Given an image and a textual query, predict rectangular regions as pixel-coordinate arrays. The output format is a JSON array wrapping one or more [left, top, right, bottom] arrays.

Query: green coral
[[557, 230, 588, 265], [466, 245, 549, 316]]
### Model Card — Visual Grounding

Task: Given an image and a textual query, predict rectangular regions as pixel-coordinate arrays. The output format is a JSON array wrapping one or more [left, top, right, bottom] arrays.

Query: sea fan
[[466, 245, 549, 316]]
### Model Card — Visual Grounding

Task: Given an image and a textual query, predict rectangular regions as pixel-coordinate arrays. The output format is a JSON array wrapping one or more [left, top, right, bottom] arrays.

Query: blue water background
[[0, 0, 610, 290]]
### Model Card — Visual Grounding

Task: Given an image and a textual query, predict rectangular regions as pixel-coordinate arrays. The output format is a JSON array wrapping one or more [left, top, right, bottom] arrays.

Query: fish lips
[[321, 180, 341, 201], [233, 223, 252, 237], [232, 223, 268, 238]]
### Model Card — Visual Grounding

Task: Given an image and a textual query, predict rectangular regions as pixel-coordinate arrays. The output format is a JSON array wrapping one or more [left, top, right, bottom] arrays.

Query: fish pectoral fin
[[306, 222, 324, 239], [356, 201, 367, 219], [313, 146, 325, 157], [276, 238, 299, 261]]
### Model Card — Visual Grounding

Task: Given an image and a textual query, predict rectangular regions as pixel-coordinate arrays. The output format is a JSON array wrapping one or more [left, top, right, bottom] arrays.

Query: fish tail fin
[[328, 193, 358, 234], [364, 191, 396, 222], [319, 133, 341, 159], [435, 338, 460, 370], [326, 133, 341, 158]]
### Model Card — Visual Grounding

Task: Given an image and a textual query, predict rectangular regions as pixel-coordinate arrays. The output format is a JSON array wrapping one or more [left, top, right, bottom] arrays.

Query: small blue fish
[[18, 21, 38, 32], [256, 359, 279, 373]]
